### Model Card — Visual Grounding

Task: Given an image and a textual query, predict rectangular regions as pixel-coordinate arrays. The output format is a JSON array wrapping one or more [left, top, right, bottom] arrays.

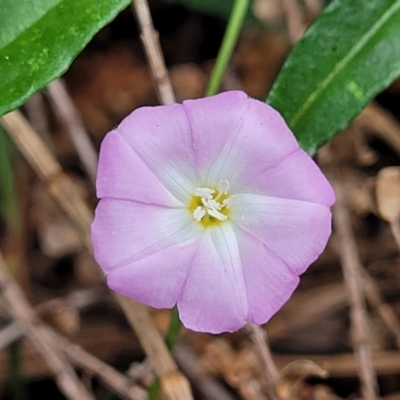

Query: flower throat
[[189, 180, 231, 227]]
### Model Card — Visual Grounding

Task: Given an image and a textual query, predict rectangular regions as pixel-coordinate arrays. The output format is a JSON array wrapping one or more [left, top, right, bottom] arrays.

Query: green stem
[[8, 340, 28, 400], [205, 0, 250, 96], [165, 307, 180, 351], [147, 308, 181, 400]]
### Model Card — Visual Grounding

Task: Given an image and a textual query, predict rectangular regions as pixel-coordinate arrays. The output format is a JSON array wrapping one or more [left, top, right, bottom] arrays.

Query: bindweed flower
[[91, 91, 334, 334]]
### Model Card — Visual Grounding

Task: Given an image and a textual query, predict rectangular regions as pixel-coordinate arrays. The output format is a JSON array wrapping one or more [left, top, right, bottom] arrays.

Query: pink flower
[[91, 91, 334, 333]]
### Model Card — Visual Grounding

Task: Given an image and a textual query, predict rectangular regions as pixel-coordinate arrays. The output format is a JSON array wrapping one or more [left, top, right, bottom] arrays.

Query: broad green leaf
[[0, 0, 129, 117], [267, 0, 400, 154]]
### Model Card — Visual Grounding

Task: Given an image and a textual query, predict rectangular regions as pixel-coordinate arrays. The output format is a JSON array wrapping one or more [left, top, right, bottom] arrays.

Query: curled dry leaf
[[375, 166, 400, 224], [276, 360, 328, 400]]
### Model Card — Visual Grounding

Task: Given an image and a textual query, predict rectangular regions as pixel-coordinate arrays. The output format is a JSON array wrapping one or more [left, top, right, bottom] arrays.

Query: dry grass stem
[[47, 329, 147, 400], [304, 0, 322, 16], [174, 343, 236, 400], [362, 268, 400, 349], [0, 320, 146, 399], [358, 103, 400, 158], [24, 92, 53, 146], [117, 295, 194, 399], [375, 166, 400, 251], [131, 0, 175, 105], [333, 180, 378, 400], [1, 110, 93, 250], [0, 252, 95, 400], [47, 79, 98, 183], [281, 0, 305, 44], [0, 109, 193, 400], [0, 321, 21, 350], [273, 351, 400, 377], [247, 324, 279, 400]]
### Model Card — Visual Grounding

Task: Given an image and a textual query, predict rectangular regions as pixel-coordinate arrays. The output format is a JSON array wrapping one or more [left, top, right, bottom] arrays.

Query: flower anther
[[91, 90, 335, 334], [190, 180, 230, 226]]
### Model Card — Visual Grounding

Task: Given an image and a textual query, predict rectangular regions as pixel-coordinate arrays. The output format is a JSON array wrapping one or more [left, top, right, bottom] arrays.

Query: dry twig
[[174, 343, 237, 400], [0, 321, 21, 351], [0, 252, 94, 400], [131, 0, 175, 105], [47, 79, 98, 184], [273, 351, 400, 377], [247, 324, 280, 400], [0, 321, 146, 400], [357, 103, 400, 158], [0, 109, 193, 400], [362, 268, 400, 349], [48, 329, 147, 400], [117, 295, 193, 400], [281, 0, 305, 44], [1, 110, 93, 250], [333, 180, 378, 400]]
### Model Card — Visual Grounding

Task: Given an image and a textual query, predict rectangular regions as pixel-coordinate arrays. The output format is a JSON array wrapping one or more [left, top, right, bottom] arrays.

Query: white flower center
[[192, 180, 231, 223]]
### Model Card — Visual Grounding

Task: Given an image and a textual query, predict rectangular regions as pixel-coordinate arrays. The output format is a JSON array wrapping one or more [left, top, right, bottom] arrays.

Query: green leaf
[[267, 0, 400, 154], [0, 0, 129, 117]]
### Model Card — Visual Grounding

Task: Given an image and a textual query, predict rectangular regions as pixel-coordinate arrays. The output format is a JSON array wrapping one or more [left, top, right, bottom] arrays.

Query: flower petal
[[183, 92, 299, 185], [229, 194, 332, 275], [182, 91, 248, 175], [97, 131, 182, 206], [107, 242, 197, 309], [177, 224, 248, 333], [117, 104, 198, 202], [236, 148, 335, 207], [236, 229, 300, 325], [91, 198, 201, 272]]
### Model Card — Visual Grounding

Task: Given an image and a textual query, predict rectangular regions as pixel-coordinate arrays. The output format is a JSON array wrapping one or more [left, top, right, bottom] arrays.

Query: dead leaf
[[276, 360, 328, 400], [376, 167, 400, 224]]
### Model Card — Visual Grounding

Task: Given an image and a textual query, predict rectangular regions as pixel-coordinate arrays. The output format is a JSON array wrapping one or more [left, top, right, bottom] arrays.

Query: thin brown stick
[[281, 0, 305, 44], [117, 295, 193, 400], [47, 79, 98, 184], [48, 329, 147, 400], [304, 0, 322, 17], [131, 0, 175, 105], [247, 324, 280, 400], [389, 221, 400, 250], [0, 322, 21, 351], [24, 92, 53, 148], [362, 268, 400, 349], [0, 321, 146, 400], [1, 110, 93, 250], [0, 252, 94, 400], [273, 351, 400, 377], [333, 180, 378, 400], [357, 103, 400, 158], [0, 110, 193, 400], [173, 343, 236, 400]]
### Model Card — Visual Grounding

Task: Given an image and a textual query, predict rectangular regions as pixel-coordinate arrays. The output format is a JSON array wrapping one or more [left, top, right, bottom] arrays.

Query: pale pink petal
[[91, 91, 335, 334], [107, 242, 198, 309], [97, 131, 182, 206], [91, 198, 201, 272], [182, 91, 248, 174], [236, 148, 335, 207], [236, 229, 300, 324], [183, 93, 299, 185], [117, 104, 198, 202], [177, 225, 248, 333], [229, 194, 332, 275]]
